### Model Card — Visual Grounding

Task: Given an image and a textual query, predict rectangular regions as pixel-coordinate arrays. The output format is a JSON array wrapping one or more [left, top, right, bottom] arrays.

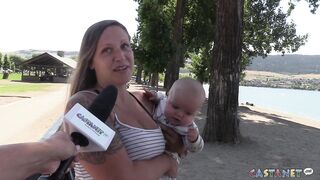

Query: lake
[[203, 85, 320, 121]]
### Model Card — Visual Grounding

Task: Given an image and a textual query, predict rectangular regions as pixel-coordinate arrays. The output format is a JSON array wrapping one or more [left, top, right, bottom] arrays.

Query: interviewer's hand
[[160, 124, 187, 157], [41, 131, 78, 174]]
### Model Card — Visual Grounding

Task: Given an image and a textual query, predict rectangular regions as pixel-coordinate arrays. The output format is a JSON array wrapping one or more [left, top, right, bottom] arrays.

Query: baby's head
[[164, 77, 205, 126]]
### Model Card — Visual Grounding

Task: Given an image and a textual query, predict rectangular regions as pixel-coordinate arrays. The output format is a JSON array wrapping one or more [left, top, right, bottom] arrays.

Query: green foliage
[[186, 0, 312, 77], [187, 49, 209, 84], [158, 72, 165, 82], [134, 0, 318, 83], [184, 0, 215, 53], [242, 0, 309, 70], [178, 72, 192, 79], [9, 54, 26, 66], [0, 52, 3, 69], [32, 53, 41, 58], [134, 0, 175, 73], [3, 54, 11, 70]]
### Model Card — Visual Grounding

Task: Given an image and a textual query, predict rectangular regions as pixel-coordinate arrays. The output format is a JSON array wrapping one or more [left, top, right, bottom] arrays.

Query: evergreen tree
[[9, 54, 26, 66], [3, 54, 11, 70], [0, 52, 3, 69], [11, 62, 16, 72]]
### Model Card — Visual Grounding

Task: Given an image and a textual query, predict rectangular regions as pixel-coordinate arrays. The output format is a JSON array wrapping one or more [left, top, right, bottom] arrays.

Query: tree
[[131, 34, 144, 84], [183, 0, 215, 84], [3, 54, 11, 70], [202, 0, 243, 143], [11, 62, 16, 72], [133, 0, 319, 143], [0, 52, 3, 69], [134, 0, 174, 87], [203, 0, 319, 143], [187, 49, 209, 84], [164, 0, 187, 90], [9, 54, 26, 66], [241, 0, 309, 72]]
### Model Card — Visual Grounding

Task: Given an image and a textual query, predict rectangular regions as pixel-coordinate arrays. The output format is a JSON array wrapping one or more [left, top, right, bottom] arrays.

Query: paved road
[[0, 84, 70, 144]]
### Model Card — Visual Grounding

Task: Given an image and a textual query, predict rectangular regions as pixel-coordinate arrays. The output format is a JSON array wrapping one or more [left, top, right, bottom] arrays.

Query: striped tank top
[[74, 114, 166, 179]]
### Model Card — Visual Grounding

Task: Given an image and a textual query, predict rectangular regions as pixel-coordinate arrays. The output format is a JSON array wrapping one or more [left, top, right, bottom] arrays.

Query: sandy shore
[[179, 102, 320, 180], [1, 82, 319, 179]]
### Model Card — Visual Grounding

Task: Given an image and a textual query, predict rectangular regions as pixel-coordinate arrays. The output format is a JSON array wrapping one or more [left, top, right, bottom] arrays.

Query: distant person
[[0, 131, 77, 180], [63, 20, 183, 179]]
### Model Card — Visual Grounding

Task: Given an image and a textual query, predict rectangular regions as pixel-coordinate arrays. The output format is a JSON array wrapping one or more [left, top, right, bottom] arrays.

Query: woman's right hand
[[164, 153, 179, 178], [160, 124, 187, 156]]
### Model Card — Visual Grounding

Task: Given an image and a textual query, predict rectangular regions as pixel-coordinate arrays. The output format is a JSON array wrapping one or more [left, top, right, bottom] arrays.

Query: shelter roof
[[20, 52, 77, 68]]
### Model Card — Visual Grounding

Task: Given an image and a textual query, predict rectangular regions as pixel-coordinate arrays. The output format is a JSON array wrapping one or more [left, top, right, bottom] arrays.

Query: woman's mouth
[[114, 65, 128, 72]]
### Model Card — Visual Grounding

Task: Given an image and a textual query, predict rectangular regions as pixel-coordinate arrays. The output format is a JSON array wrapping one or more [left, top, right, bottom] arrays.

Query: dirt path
[[0, 83, 70, 144]]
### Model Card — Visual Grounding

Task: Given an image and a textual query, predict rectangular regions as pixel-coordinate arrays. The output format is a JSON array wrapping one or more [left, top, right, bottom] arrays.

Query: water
[[203, 84, 320, 121]]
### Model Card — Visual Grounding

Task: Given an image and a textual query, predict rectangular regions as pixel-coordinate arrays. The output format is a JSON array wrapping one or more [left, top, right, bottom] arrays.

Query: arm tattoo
[[105, 133, 123, 154], [79, 152, 106, 164], [79, 135, 123, 164]]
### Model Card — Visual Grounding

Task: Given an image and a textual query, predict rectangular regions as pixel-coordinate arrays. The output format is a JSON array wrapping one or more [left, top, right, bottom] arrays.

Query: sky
[[0, 0, 319, 55]]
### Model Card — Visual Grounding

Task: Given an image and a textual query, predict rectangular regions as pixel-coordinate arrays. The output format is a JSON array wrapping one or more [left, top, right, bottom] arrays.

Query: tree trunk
[[143, 71, 148, 85], [165, 0, 186, 92], [203, 0, 243, 143], [150, 73, 158, 87], [136, 64, 143, 84], [164, 70, 170, 89]]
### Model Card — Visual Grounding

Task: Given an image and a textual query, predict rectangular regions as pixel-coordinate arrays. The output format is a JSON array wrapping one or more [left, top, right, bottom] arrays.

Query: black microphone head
[[88, 85, 118, 122]]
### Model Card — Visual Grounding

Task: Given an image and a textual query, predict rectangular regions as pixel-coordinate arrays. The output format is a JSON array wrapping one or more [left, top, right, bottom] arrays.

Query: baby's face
[[164, 93, 201, 126]]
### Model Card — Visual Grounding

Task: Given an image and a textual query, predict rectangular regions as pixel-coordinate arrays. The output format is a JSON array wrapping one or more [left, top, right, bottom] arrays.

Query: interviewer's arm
[[0, 131, 77, 180]]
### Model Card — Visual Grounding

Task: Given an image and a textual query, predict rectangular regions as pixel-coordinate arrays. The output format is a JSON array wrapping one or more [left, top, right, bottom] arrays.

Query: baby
[[147, 77, 206, 154]]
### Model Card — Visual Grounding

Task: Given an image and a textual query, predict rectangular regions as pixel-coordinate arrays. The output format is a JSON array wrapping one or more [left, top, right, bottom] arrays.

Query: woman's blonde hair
[[69, 20, 130, 96]]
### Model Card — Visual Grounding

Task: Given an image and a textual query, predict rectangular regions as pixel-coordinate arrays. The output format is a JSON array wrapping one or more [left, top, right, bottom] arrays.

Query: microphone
[[63, 85, 118, 152], [50, 85, 118, 180], [30, 85, 118, 180]]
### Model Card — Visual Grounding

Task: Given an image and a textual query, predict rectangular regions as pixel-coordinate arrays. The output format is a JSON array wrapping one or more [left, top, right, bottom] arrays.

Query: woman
[[63, 20, 183, 180]]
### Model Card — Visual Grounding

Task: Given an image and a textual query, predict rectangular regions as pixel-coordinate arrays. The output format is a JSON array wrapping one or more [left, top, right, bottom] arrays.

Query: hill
[[4, 51, 320, 74], [246, 55, 320, 74], [6, 49, 78, 59]]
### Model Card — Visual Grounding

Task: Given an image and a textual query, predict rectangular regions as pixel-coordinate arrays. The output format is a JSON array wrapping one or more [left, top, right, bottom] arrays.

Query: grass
[[0, 83, 52, 94], [0, 73, 22, 81], [0, 73, 52, 94]]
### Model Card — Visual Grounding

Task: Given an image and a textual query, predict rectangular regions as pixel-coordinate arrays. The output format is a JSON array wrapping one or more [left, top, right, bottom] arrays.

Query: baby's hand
[[143, 89, 159, 103], [187, 127, 199, 143]]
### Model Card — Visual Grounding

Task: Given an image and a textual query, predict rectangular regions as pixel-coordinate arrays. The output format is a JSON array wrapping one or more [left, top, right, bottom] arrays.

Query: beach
[[0, 82, 319, 179], [179, 101, 320, 180]]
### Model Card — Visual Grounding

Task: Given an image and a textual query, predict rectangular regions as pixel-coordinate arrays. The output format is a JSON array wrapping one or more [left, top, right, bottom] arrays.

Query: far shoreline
[[239, 104, 320, 129]]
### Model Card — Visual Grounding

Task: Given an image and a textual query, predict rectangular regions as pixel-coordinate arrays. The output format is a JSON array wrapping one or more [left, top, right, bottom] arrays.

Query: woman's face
[[90, 25, 134, 88]]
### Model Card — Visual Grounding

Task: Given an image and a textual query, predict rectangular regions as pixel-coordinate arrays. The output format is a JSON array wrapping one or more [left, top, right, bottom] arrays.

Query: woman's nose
[[113, 48, 125, 62]]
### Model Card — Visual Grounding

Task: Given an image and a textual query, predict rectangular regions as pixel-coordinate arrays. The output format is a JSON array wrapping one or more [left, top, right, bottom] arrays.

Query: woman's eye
[[121, 43, 131, 50], [102, 47, 112, 54]]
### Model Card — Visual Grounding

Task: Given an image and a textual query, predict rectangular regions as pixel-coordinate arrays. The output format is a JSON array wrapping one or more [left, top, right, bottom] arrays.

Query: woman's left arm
[[131, 90, 186, 155]]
